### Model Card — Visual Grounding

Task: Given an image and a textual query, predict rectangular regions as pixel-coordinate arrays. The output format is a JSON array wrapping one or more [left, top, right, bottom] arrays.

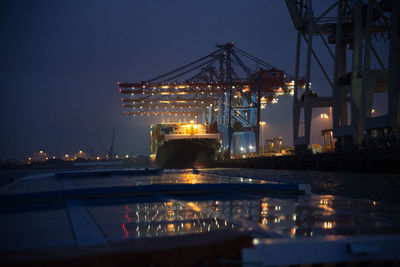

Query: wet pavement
[[0, 169, 399, 252]]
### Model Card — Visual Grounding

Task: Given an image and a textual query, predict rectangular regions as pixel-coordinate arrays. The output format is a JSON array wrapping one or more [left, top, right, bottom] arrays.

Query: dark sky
[[0, 0, 387, 159]]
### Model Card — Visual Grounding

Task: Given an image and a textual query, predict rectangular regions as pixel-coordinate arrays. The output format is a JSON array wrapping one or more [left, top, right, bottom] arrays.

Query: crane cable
[[233, 47, 295, 80], [145, 48, 223, 83]]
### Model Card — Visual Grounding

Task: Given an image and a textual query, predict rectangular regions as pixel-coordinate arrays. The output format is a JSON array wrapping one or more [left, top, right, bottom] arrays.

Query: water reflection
[[148, 172, 269, 185], [182, 195, 400, 238], [87, 193, 400, 241], [81, 173, 400, 241], [118, 201, 236, 239], [73, 172, 271, 189]]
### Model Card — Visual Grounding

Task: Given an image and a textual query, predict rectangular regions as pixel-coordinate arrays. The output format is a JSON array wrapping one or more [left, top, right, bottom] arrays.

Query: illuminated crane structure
[[286, 0, 400, 152], [118, 43, 305, 157]]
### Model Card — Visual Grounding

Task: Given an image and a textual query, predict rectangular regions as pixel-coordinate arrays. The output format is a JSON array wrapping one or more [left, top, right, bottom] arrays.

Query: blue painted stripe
[[65, 198, 108, 247]]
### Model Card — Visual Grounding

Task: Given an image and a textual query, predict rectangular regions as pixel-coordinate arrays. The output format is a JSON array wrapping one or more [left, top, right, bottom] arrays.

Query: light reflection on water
[[116, 201, 236, 239], [77, 172, 400, 240], [215, 195, 399, 238], [72, 172, 271, 189], [88, 193, 399, 241]]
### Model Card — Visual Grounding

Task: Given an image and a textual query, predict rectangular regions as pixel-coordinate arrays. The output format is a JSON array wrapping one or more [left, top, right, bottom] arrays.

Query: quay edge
[[212, 152, 400, 173]]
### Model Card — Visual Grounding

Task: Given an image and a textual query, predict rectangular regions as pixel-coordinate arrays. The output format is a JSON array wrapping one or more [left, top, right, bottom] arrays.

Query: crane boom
[[97, 138, 108, 158], [108, 129, 115, 159]]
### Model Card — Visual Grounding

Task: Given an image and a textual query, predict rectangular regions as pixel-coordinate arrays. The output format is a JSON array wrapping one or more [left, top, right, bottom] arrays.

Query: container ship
[[150, 121, 221, 168]]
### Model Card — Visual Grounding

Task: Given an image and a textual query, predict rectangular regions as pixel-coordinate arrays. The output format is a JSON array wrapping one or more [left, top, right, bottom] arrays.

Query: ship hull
[[155, 138, 219, 168]]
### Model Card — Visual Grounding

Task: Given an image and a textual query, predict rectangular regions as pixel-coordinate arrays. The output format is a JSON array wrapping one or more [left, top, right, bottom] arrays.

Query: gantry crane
[[118, 43, 305, 157], [285, 0, 400, 153]]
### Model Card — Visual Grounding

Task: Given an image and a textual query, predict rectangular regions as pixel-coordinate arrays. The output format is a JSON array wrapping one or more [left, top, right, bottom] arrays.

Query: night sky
[[0, 0, 386, 160]]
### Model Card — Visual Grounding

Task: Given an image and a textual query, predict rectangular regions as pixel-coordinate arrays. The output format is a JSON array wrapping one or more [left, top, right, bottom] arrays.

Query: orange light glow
[[168, 223, 175, 232], [320, 113, 329, 119], [187, 202, 201, 212], [184, 173, 198, 184], [242, 86, 250, 93], [290, 228, 296, 235], [323, 221, 333, 229]]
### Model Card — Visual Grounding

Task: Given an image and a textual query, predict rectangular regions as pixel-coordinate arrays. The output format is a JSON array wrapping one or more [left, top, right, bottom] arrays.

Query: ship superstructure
[[150, 121, 220, 167]]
